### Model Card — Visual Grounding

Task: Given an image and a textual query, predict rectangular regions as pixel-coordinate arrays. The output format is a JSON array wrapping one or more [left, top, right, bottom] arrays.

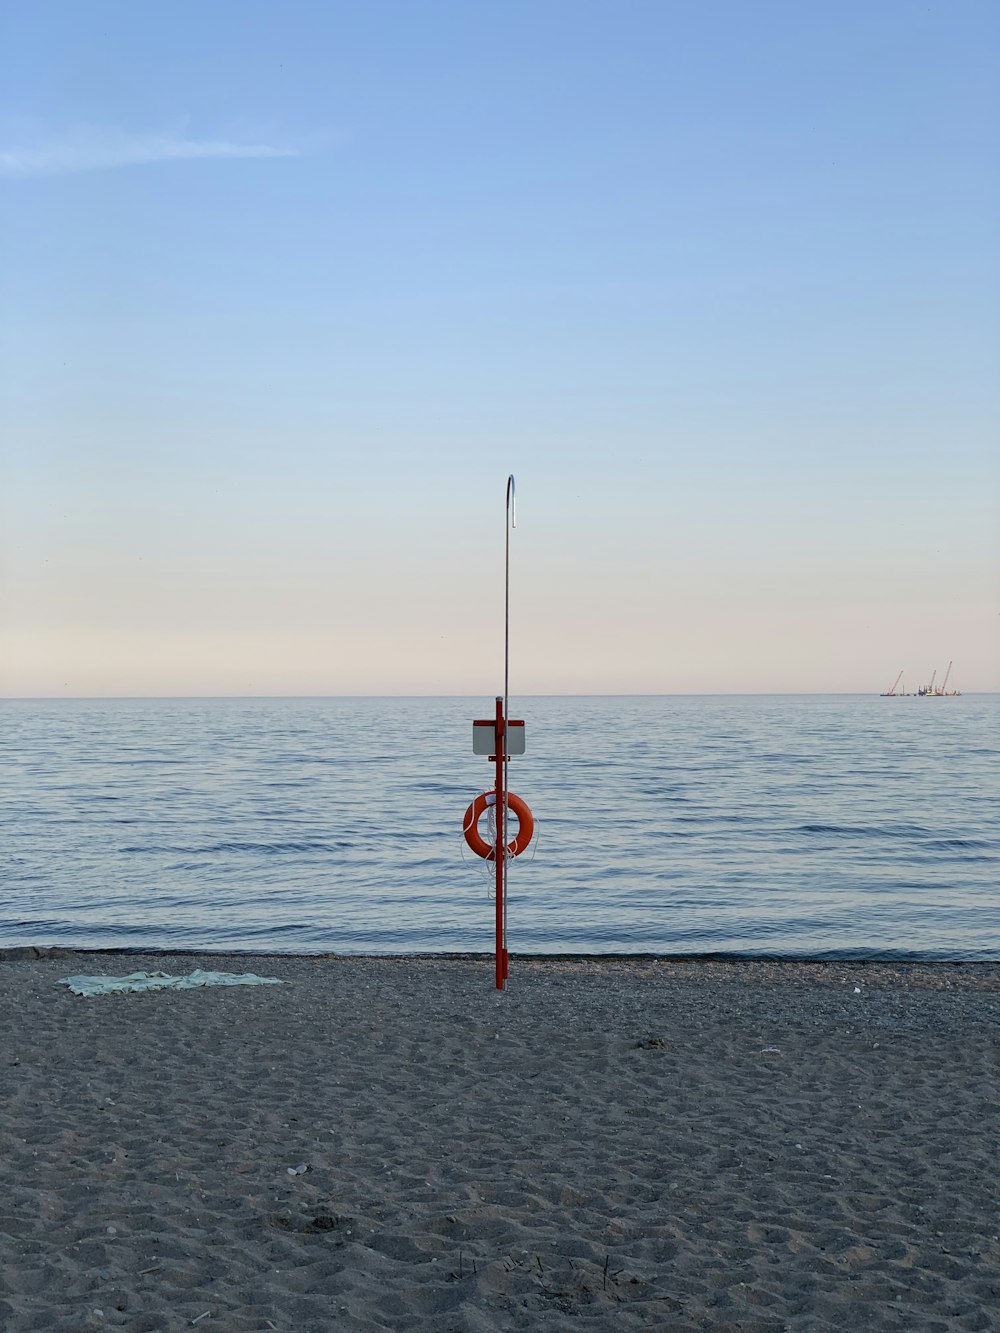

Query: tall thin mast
[[502, 475, 515, 982]]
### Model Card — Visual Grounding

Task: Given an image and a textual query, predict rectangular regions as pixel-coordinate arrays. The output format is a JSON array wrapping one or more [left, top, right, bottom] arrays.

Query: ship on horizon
[[881, 662, 961, 697]]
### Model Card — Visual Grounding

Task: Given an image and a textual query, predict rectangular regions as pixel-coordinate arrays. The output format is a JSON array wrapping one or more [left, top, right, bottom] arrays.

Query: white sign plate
[[473, 720, 525, 756]]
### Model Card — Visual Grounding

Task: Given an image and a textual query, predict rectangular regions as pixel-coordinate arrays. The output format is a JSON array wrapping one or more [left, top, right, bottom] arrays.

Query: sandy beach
[[1, 951, 998, 1332]]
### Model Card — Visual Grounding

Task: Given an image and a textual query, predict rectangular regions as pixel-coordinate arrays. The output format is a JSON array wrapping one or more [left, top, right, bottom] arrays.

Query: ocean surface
[[1, 695, 997, 960]]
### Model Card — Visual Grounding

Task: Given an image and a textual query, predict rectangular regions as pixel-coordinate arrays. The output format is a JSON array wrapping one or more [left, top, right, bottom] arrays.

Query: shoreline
[[3, 945, 999, 989], [3, 952, 998, 1330]]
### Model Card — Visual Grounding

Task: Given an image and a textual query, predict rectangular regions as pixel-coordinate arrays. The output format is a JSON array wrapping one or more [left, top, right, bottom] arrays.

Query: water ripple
[[1, 694, 997, 958]]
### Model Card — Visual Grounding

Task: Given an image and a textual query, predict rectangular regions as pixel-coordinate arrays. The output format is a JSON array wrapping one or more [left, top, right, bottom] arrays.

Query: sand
[[1, 951, 998, 1332]]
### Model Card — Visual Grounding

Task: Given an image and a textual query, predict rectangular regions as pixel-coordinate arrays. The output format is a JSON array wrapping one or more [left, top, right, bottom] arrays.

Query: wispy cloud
[[0, 127, 298, 177]]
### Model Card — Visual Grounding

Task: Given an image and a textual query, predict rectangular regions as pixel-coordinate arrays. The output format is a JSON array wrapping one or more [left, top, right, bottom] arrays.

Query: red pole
[[494, 695, 505, 989]]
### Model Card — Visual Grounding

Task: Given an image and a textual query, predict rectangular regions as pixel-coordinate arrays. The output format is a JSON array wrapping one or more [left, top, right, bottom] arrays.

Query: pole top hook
[[506, 474, 516, 528]]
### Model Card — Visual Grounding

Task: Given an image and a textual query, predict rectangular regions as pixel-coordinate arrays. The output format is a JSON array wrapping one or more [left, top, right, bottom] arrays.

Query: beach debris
[[854, 987, 862, 993], [287, 1163, 309, 1176], [760, 1046, 782, 1054], [634, 1036, 668, 1049], [190, 1314, 212, 1327], [58, 970, 284, 997]]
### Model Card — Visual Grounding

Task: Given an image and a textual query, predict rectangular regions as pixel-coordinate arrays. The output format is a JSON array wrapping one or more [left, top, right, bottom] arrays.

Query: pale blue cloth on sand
[[57, 970, 284, 997]]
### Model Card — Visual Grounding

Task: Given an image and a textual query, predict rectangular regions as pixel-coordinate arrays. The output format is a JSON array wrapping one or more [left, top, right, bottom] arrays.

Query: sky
[[1, 1, 998, 696]]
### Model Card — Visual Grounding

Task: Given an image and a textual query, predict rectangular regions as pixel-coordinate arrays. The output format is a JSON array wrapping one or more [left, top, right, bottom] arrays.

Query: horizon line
[[0, 690, 991, 702]]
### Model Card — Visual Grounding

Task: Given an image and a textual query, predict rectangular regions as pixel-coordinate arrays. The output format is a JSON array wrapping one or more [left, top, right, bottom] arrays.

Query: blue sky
[[1, 1, 997, 695]]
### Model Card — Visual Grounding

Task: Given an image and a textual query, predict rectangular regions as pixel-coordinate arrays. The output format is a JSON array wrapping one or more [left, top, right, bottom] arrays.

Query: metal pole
[[494, 694, 504, 989], [502, 475, 515, 984]]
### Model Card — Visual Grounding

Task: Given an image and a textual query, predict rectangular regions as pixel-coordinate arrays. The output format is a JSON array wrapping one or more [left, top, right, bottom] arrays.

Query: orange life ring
[[463, 790, 534, 860]]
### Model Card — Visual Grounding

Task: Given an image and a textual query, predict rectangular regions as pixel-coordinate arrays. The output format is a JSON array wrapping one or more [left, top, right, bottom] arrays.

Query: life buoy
[[463, 790, 534, 860]]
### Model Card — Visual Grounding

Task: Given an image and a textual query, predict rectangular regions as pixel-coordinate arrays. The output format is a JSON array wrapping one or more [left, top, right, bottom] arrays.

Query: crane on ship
[[881, 670, 905, 697], [940, 660, 954, 695]]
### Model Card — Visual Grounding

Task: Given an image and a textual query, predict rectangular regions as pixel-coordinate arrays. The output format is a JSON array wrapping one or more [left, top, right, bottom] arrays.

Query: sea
[[1, 695, 997, 960]]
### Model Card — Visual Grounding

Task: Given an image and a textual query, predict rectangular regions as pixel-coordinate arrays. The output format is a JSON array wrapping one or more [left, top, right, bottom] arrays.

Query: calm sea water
[[1, 695, 997, 959]]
